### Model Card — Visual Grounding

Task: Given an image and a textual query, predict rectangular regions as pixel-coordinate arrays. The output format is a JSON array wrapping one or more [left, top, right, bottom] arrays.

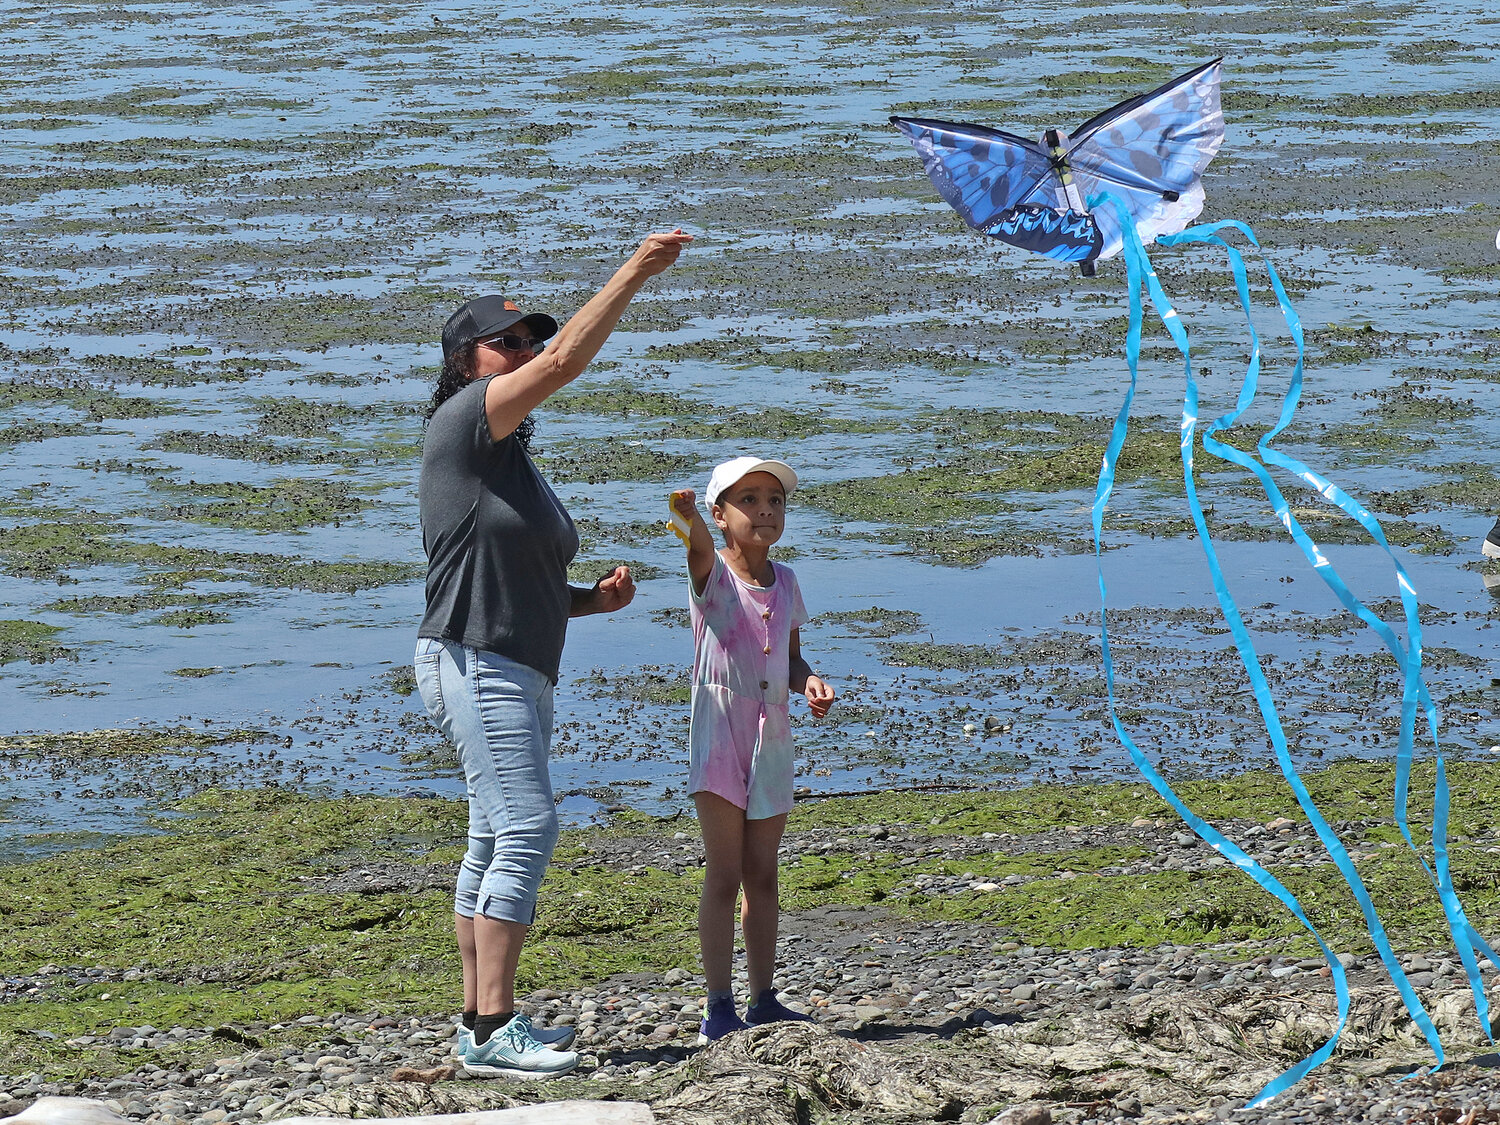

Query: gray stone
[[988, 1102, 1052, 1125]]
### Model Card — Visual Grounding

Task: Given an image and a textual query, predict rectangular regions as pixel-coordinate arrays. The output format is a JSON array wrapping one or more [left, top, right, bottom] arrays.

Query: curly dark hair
[[428, 342, 476, 420], [427, 340, 535, 451]]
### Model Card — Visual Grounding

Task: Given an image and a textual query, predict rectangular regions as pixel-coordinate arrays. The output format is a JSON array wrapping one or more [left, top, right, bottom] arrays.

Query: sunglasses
[[480, 334, 544, 354]]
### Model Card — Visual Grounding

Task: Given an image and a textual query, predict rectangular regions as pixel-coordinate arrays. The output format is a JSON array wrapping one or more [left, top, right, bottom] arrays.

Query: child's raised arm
[[670, 488, 716, 595], [788, 629, 835, 718]]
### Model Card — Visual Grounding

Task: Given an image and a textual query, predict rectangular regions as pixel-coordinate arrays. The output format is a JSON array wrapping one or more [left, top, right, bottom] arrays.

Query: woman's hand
[[803, 675, 836, 719], [627, 229, 694, 280], [591, 565, 636, 614]]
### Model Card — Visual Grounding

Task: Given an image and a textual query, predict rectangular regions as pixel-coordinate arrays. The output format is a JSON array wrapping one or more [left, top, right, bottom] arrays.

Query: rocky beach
[[8, 771, 1500, 1123]]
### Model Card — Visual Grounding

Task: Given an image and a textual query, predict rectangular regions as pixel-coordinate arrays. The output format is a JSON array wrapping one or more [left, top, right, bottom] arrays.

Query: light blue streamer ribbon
[[1086, 188, 1500, 1097], [1155, 220, 1500, 1040], [1089, 195, 1349, 1106], [1102, 204, 1450, 1077]]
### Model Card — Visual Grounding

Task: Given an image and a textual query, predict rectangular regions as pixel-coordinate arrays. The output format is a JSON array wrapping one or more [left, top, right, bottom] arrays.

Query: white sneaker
[[459, 1014, 578, 1079], [456, 1018, 574, 1056], [1484, 517, 1500, 559]]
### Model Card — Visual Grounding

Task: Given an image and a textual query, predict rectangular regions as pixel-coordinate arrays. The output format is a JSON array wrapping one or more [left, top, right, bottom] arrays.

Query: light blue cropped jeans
[[414, 637, 560, 925]]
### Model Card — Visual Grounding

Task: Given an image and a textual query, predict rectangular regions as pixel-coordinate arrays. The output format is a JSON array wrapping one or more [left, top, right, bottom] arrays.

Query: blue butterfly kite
[[894, 60, 1500, 1105], [890, 58, 1223, 273]]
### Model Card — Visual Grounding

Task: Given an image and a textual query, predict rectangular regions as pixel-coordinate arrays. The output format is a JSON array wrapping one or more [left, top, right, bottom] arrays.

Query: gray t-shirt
[[417, 380, 579, 682]]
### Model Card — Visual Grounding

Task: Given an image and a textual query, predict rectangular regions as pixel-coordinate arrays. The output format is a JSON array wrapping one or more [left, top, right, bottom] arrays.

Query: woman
[[414, 229, 691, 1079]]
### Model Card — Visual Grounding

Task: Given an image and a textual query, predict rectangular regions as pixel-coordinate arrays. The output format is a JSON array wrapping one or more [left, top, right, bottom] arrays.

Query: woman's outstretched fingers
[[633, 229, 694, 276]]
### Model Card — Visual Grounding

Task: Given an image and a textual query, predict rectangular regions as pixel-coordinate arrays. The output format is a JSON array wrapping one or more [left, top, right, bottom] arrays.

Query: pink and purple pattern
[[687, 554, 809, 820]]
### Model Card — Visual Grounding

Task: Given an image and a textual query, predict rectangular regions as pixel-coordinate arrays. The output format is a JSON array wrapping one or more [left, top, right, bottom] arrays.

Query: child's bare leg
[[695, 792, 747, 993], [741, 811, 789, 998]]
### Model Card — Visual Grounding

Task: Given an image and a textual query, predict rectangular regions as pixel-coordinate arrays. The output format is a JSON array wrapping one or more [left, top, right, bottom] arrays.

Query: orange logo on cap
[[504, 301, 520, 311]]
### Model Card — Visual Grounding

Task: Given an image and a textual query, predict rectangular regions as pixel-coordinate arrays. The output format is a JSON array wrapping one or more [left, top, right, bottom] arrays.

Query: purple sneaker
[[745, 989, 814, 1026], [697, 997, 747, 1045]]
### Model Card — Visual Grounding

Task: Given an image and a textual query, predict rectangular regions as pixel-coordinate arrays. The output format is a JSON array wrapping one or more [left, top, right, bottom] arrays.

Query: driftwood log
[[0, 1098, 131, 1125]]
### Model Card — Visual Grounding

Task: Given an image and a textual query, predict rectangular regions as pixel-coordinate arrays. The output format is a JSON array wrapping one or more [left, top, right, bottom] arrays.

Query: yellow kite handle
[[666, 494, 692, 544]]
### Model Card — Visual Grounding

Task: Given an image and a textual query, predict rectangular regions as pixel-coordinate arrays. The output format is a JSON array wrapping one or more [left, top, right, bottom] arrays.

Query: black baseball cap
[[441, 295, 559, 360]]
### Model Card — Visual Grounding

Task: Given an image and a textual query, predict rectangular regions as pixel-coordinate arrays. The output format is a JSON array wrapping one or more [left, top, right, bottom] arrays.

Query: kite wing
[[1065, 58, 1225, 259], [889, 116, 1103, 264], [890, 58, 1224, 266]]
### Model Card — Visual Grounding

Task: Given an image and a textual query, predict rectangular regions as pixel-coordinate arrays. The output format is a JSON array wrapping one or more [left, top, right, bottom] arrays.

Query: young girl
[[670, 455, 836, 1043]]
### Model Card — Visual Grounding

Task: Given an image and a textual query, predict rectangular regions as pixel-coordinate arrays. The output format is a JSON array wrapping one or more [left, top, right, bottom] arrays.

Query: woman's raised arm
[[483, 229, 692, 441]]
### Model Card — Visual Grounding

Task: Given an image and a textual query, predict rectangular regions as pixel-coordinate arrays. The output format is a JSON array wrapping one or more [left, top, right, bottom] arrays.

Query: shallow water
[[2, 0, 1499, 852]]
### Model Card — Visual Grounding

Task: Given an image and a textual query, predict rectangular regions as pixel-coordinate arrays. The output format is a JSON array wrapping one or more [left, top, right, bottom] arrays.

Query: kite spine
[[1045, 128, 1096, 277]]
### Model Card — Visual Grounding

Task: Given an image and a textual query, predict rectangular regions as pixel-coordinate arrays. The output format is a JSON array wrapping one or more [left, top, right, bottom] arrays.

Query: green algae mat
[[8, 762, 1500, 1080]]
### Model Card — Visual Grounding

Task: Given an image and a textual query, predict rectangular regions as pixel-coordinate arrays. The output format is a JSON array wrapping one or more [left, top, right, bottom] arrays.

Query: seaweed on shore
[[6, 761, 1500, 1080]]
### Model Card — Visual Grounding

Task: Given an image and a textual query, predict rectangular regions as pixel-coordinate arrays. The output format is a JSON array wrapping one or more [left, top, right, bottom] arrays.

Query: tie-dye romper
[[688, 552, 809, 820]]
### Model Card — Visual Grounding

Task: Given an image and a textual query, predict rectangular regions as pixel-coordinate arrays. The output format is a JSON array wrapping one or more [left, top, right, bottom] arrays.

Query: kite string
[[1157, 220, 1499, 1038], [1093, 196, 1349, 1107]]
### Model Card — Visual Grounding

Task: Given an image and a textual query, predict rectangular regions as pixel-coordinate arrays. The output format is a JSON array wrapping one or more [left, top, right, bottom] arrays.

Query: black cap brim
[[442, 296, 560, 360]]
